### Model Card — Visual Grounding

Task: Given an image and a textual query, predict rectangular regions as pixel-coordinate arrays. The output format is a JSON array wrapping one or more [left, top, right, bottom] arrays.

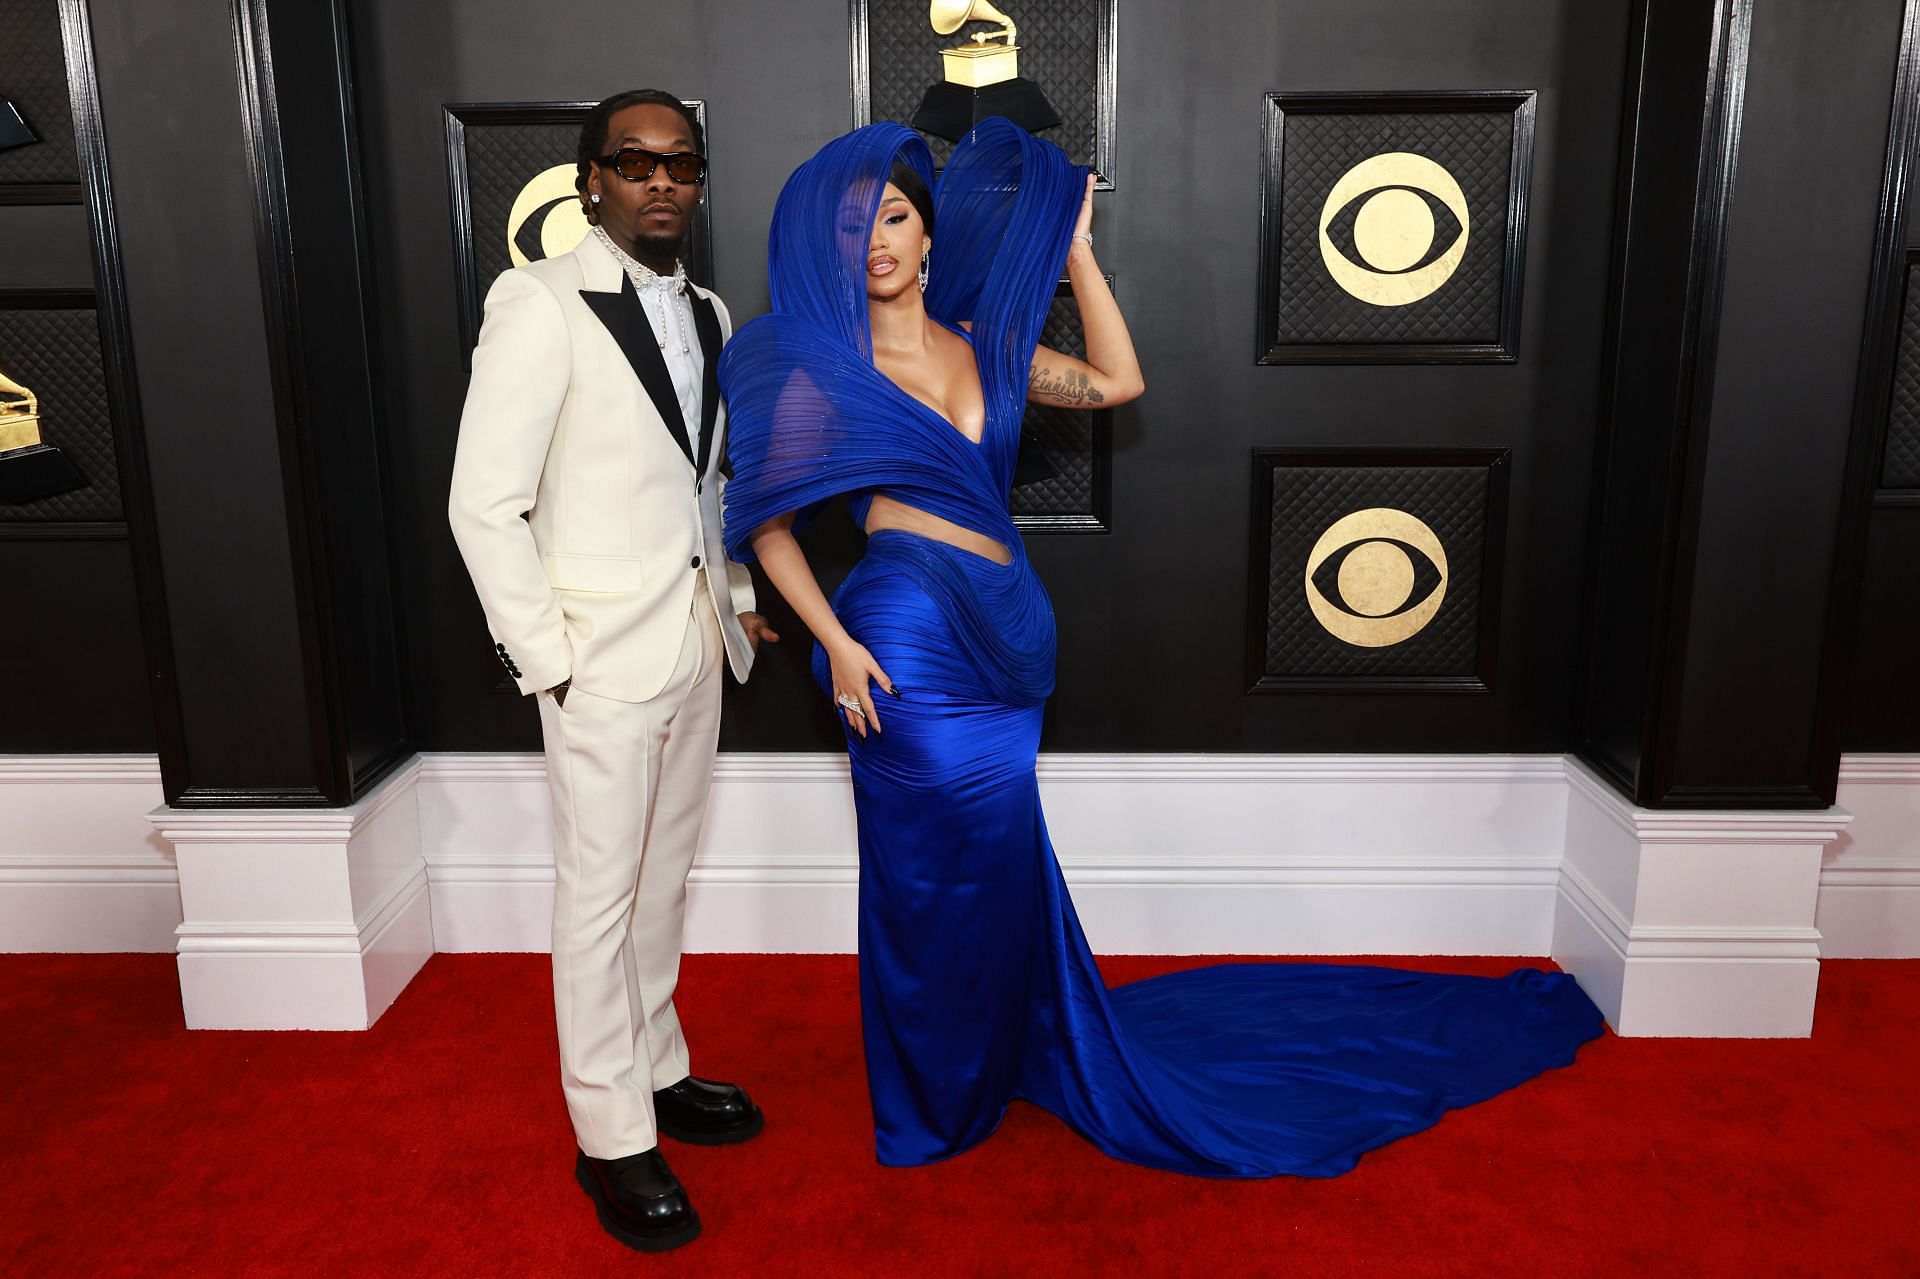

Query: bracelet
[[1071, 233, 1093, 247]]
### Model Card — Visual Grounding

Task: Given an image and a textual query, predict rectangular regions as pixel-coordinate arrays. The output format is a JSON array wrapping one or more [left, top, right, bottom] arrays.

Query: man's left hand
[[739, 612, 780, 653]]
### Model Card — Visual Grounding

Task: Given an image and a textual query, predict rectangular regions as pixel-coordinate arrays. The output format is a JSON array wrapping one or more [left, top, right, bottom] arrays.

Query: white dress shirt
[[592, 226, 704, 457]]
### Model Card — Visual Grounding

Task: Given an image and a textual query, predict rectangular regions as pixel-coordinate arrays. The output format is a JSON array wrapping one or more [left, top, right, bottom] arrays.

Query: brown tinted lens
[[663, 153, 706, 183], [611, 148, 661, 181]]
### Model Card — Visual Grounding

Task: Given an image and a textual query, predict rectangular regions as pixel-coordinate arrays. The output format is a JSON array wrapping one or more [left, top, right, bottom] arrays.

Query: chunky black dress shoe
[[574, 1148, 701, 1252], [653, 1075, 765, 1146]]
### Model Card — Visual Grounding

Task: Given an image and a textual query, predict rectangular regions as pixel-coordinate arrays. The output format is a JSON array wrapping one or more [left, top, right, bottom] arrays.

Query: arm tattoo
[[1028, 362, 1105, 406]]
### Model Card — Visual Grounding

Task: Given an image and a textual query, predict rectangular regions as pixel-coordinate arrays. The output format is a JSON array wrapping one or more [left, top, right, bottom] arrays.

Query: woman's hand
[[826, 635, 895, 738], [1073, 171, 1096, 244]]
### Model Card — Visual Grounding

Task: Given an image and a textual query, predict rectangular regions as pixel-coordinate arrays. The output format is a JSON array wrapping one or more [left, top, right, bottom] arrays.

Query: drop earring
[[918, 252, 930, 292]]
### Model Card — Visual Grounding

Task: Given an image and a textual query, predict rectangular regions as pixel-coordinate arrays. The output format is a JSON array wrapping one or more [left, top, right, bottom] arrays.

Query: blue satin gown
[[720, 121, 1604, 1177]]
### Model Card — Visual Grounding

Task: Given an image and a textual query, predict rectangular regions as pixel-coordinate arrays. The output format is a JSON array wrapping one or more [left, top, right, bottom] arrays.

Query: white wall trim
[[1554, 758, 1846, 1036], [420, 751, 1571, 956], [8, 749, 1920, 1034], [1821, 753, 1920, 957], [1558, 860, 1824, 960], [154, 758, 433, 1030], [1835, 754, 1920, 783], [0, 755, 167, 782], [0, 755, 176, 952]]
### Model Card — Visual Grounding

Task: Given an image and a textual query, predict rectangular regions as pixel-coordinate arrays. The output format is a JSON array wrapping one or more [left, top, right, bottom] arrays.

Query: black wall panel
[[1574, 0, 1733, 800], [1848, 513, 1920, 747], [349, 0, 1630, 755], [0, 0, 80, 196], [1668, 0, 1905, 794], [1844, 2, 1920, 753], [88, 0, 317, 791], [233, 0, 410, 794], [0, 0, 154, 752], [0, 539, 151, 750], [10, 0, 1909, 768]]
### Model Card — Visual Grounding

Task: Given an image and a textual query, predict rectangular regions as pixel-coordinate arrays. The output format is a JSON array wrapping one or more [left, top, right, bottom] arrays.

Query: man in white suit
[[448, 89, 776, 1254]]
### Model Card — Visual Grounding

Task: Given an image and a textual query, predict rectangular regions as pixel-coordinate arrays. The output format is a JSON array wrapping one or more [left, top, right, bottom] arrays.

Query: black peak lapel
[[689, 291, 724, 479], [580, 276, 694, 467]]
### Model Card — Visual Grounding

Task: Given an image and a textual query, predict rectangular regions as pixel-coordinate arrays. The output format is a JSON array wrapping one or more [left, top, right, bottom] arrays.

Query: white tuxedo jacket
[[448, 234, 755, 702]]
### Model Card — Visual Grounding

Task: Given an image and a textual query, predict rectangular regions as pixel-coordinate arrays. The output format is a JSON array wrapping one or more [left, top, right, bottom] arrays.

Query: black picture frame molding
[[1256, 90, 1537, 366], [1243, 446, 1511, 695]]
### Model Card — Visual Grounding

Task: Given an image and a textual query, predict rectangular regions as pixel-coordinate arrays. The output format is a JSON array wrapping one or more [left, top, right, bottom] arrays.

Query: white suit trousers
[[536, 584, 724, 1158]]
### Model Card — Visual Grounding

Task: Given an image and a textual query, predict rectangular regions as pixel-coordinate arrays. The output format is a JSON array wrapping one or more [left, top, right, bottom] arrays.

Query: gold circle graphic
[[1352, 188, 1433, 273], [1317, 152, 1470, 307], [507, 164, 592, 268], [1304, 507, 1448, 647], [1337, 540, 1416, 616]]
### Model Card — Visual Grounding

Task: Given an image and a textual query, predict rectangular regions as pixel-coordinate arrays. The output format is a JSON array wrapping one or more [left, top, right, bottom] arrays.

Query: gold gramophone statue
[[0, 367, 87, 504], [912, 0, 1061, 142]]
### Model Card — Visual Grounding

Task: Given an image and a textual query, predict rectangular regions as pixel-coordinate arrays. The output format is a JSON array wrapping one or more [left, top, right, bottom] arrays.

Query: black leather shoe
[[574, 1148, 701, 1252], [653, 1075, 765, 1146]]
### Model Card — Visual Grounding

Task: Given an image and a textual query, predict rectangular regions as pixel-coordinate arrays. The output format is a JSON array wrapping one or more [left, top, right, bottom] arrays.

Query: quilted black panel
[[1883, 262, 1920, 488], [1260, 462, 1490, 679], [1012, 288, 1104, 524], [0, 0, 80, 188], [858, 0, 1106, 174], [1273, 110, 1513, 346], [0, 300, 119, 522], [456, 105, 712, 339]]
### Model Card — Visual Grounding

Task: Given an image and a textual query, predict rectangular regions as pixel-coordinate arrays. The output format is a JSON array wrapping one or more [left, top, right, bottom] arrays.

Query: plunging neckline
[[878, 319, 987, 448]]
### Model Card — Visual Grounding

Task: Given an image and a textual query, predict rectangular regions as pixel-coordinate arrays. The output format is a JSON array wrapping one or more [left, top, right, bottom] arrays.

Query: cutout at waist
[[864, 495, 1012, 565]]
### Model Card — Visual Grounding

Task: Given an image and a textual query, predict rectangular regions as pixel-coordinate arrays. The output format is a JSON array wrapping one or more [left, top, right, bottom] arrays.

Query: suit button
[[690, 555, 702, 569]]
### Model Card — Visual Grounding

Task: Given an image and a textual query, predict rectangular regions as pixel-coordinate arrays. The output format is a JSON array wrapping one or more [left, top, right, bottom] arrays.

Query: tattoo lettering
[[1029, 363, 1105, 406]]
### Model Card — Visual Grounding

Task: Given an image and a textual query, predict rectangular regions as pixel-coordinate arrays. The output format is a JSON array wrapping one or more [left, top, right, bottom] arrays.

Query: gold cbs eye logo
[[1318, 152, 1470, 307], [1304, 508, 1449, 647], [507, 163, 593, 268]]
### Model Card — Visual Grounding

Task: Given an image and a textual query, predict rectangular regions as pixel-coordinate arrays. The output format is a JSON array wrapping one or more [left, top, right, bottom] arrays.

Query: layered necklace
[[591, 225, 692, 356]]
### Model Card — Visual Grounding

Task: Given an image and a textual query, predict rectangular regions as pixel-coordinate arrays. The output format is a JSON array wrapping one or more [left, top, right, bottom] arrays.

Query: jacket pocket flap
[[542, 553, 644, 593]]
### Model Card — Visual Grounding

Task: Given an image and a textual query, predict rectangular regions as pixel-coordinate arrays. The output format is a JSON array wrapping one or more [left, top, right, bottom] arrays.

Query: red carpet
[[2, 953, 1914, 1277]]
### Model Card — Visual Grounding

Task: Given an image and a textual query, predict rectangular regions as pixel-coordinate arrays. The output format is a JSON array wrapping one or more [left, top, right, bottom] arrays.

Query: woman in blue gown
[[718, 120, 1603, 1178]]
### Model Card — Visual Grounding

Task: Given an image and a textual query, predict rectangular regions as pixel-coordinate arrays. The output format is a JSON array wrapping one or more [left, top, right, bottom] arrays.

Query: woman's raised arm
[[1027, 173, 1144, 409]]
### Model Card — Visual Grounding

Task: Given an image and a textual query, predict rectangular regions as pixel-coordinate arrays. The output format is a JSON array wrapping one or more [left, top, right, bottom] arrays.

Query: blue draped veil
[[717, 119, 1088, 561]]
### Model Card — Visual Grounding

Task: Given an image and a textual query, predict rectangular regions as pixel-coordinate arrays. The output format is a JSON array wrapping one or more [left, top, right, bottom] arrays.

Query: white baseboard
[[1821, 755, 1920, 958], [419, 752, 1569, 956], [8, 749, 1919, 1037], [0, 756, 177, 952], [154, 759, 433, 1030], [1554, 761, 1841, 1037]]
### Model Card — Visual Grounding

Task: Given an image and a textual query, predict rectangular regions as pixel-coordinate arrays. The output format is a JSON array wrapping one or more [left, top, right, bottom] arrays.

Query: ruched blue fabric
[[720, 120, 1604, 1177]]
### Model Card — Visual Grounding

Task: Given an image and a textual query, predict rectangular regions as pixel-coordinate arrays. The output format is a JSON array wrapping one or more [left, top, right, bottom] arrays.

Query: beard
[[631, 223, 687, 261]]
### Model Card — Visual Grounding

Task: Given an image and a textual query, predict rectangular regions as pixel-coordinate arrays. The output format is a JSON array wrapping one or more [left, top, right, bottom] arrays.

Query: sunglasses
[[594, 147, 707, 184]]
